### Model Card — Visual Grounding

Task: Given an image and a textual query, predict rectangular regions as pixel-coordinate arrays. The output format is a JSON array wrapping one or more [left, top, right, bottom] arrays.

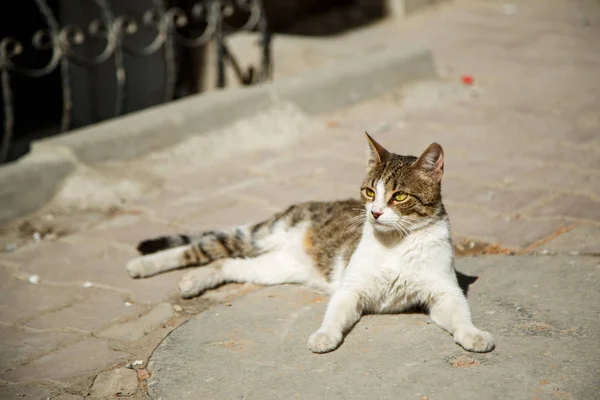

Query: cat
[[126, 133, 495, 354]]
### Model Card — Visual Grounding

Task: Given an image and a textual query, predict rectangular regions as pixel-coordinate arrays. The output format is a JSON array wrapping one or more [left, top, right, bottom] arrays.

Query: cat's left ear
[[413, 143, 444, 182], [365, 132, 390, 169]]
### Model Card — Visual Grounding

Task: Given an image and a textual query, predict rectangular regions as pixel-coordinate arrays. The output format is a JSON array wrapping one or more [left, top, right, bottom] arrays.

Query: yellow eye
[[394, 192, 409, 202], [365, 188, 375, 198]]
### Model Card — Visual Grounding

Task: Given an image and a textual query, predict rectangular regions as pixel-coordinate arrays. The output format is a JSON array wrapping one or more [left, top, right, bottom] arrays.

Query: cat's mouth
[[370, 219, 395, 231]]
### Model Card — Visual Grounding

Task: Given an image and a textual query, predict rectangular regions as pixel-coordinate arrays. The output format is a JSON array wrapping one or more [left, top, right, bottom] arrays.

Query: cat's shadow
[[336, 270, 481, 353], [456, 270, 479, 297], [393, 270, 479, 315]]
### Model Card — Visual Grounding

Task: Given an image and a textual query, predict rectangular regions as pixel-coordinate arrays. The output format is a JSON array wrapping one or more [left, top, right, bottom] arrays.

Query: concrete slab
[[147, 256, 600, 400]]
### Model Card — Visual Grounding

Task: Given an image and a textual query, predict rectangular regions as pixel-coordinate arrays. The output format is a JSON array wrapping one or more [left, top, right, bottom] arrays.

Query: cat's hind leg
[[178, 249, 328, 298]]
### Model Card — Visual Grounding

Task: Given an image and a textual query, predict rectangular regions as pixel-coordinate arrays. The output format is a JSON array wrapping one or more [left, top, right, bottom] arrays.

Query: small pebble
[[28, 275, 40, 285], [376, 122, 391, 133], [82, 281, 93, 288], [137, 368, 150, 380], [42, 213, 54, 221], [225, 302, 232, 307], [4, 243, 18, 252], [173, 305, 183, 312], [124, 301, 132, 307], [33, 232, 41, 242], [44, 233, 58, 241], [126, 359, 144, 369]]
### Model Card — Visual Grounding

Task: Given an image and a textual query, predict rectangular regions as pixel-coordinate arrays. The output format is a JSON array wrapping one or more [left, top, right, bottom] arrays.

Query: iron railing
[[0, 0, 272, 163]]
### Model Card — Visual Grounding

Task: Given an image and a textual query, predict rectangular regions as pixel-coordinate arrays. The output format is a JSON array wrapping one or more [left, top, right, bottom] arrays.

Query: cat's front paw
[[308, 330, 342, 354], [454, 328, 495, 353]]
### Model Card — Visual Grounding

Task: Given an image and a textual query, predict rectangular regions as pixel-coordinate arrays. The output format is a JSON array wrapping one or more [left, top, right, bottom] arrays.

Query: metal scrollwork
[[0, 0, 272, 163]]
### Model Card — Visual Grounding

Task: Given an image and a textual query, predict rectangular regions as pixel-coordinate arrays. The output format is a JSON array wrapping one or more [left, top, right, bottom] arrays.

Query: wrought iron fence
[[0, 0, 272, 163]]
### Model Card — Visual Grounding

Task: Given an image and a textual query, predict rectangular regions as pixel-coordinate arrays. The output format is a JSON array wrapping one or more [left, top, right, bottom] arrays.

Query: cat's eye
[[394, 192, 409, 202], [365, 188, 375, 198]]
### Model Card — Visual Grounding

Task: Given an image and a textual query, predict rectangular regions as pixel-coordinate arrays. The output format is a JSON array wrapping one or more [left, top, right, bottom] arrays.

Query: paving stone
[[234, 176, 355, 211], [89, 368, 138, 399], [179, 196, 276, 231], [2, 337, 129, 383], [0, 325, 81, 370], [76, 256, 183, 304], [161, 155, 264, 193], [3, 239, 76, 268], [536, 223, 600, 255], [140, 193, 244, 229], [0, 269, 86, 325], [11, 232, 182, 304], [98, 302, 174, 341], [446, 203, 570, 248], [442, 177, 553, 215], [528, 193, 600, 222], [25, 291, 142, 332], [12, 237, 135, 284], [84, 216, 185, 246], [0, 382, 58, 399]]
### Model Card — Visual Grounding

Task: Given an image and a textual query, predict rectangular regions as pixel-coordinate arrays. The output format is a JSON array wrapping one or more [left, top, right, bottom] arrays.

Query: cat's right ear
[[365, 132, 390, 169]]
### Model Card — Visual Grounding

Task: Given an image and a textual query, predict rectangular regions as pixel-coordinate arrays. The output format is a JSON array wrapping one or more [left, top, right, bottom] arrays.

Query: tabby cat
[[126, 133, 495, 354]]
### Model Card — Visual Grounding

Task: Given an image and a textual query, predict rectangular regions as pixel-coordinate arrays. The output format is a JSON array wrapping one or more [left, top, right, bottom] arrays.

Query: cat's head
[[360, 132, 444, 234]]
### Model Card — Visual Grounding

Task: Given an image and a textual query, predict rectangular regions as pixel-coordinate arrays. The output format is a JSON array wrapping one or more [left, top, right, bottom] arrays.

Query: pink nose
[[371, 210, 383, 220]]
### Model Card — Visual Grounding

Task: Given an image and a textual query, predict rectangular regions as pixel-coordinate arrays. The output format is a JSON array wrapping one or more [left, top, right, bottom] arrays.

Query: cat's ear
[[365, 132, 390, 169], [413, 143, 444, 182]]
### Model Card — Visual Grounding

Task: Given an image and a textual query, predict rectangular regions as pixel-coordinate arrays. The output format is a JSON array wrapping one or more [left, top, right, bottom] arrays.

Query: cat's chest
[[343, 234, 442, 306], [356, 247, 429, 312]]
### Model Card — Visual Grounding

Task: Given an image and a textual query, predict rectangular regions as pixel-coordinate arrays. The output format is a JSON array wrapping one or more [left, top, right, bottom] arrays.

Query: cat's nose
[[371, 210, 383, 220]]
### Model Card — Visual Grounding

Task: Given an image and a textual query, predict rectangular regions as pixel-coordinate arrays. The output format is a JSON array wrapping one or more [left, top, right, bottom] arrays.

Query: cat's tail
[[134, 204, 308, 266], [136, 225, 262, 262], [137, 233, 206, 255]]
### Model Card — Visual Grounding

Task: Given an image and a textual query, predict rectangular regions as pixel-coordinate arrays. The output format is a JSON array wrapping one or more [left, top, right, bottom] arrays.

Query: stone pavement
[[1, 0, 600, 398], [147, 256, 600, 400]]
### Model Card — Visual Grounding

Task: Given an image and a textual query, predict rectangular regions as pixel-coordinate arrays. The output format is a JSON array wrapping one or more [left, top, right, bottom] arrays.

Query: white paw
[[454, 328, 495, 353], [178, 268, 217, 299], [126, 257, 154, 279], [308, 330, 342, 354]]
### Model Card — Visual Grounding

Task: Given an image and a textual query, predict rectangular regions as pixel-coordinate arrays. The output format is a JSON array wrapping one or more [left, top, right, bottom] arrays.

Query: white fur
[[126, 246, 189, 278], [308, 217, 494, 353], [174, 223, 333, 298]]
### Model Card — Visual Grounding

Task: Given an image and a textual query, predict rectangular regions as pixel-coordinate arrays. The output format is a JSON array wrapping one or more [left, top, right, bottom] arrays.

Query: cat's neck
[[362, 217, 448, 249], [363, 224, 407, 248]]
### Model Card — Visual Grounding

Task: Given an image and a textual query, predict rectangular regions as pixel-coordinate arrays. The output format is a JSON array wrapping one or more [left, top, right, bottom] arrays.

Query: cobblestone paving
[[1, 0, 599, 398]]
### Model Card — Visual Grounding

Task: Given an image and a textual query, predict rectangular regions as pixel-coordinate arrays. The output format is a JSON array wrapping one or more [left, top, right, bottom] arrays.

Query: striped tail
[[137, 233, 205, 255], [135, 218, 280, 267], [135, 203, 310, 267]]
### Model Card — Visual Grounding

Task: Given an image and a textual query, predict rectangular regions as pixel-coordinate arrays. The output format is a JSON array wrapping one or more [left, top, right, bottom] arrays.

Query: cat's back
[[282, 199, 364, 283]]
